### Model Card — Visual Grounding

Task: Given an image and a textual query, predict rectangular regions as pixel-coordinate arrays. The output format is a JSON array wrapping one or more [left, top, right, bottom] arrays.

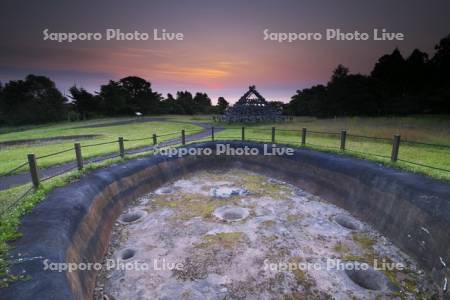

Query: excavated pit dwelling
[[96, 170, 431, 299], [3, 142, 449, 300]]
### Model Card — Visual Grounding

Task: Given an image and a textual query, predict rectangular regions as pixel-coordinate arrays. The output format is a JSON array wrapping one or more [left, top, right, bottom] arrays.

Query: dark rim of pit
[[118, 248, 136, 260], [335, 214, 360, 230], [213, 206, 250, 222], [119, 210, 147, 224], [345, 263, 393, 291]]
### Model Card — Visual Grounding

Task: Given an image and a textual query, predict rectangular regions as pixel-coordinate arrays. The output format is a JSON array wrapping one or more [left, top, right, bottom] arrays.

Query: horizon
[[1, 0, 450, 103]]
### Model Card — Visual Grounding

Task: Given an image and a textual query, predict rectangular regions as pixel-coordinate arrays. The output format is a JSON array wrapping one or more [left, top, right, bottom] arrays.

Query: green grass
[[0, 117, 203, 175], [163, 114, 214, 123], [205, 115, 450, 182]]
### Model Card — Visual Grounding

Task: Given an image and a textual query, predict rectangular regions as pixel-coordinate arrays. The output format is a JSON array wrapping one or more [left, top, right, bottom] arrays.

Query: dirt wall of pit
[[2, 141, 449, 300]]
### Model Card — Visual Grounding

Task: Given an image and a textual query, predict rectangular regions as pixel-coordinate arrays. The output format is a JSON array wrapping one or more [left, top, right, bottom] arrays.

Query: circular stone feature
[[156, 187, 174, 194], [345, 264, 393, 291], [118, 248, 136, 260], [335, 214, 360, 230], [213, 205, 249, 222], [119, 210, 147, 224], [210, 187, 249, 199]]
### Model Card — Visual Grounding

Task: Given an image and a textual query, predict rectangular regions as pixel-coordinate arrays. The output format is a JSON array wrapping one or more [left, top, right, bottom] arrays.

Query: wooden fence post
[[271, 127, 276, 143], [74, 143, 83, 170], [181, 130, 186, 145], [340, 130, 347, 151], [391, 135, 401, 162], [211, 127, 215, 142], [152, 134, 157, 145], [301, 128, 306, 146], [241, 126, 245, 141], [118, 137, 125, 158], [27, 154, 40, 188]]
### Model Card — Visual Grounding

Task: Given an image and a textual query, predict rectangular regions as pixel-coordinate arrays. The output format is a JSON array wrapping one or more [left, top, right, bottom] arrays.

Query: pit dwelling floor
[[95, 169, 437, 299]]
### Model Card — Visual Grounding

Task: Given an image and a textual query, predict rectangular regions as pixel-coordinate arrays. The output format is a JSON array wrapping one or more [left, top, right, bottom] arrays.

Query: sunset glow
[[1, 0, 450, 102]]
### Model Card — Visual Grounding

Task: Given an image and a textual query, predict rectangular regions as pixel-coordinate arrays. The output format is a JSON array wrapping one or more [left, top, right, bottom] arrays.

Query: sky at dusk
[[1, 0, 450, 103]]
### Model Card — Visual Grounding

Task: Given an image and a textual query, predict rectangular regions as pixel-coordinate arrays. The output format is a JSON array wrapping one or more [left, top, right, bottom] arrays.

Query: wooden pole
[[340, 130, 347, 151], [27, 154, 40, 188], [241, 126, 245, 141], [271, 127, 276, 143], [391, 135, 401, 162], [181, 130, 186, 145], [118, 137, 125, 158], [301, 128, 306, 146], [211, 127, 215, 142], [74, 143, 83, 170], [152, 134, 157, 145]]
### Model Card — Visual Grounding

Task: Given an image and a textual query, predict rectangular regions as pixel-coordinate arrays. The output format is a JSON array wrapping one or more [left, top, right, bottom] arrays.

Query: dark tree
[[0, 75, 67, 125], [328, 74, 383, 116], [287, 85, 327, 116], [432, 34, 450, 85], [175, 91, 195, 114], [161, 93, 185, 114], [268, 101, 285, 113], [217, 97, 229, 114], [118, 76, 162, 114], [331, 64, 349, 82], [371, 48, 406, 97], [287, 35, 450, 117], [69, 86, 102, 119], [98, 80, 128, 115], [193, 92, 212, 114], [405, 49, 430, 91], [98, 76, 162, 116], [427, 35, 450, 113]]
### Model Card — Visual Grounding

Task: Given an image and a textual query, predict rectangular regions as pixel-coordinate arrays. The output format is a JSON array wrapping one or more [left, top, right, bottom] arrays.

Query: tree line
[[1, 35, 449, 125], [285, 35, 450, 117], [0, 75, 230, 125]]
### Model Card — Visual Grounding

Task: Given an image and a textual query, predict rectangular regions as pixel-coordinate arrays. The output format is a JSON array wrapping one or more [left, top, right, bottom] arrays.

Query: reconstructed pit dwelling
[[3, 142, 450, 299]]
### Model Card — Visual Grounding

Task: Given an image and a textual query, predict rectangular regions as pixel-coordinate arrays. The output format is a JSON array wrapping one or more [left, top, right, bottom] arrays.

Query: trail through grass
[[0, 118, 202, 175]]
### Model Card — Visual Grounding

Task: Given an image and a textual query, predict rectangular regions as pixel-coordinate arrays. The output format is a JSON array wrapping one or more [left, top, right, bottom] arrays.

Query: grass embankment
[[0, 117, 203, 175], [0, 150, 172, 286]]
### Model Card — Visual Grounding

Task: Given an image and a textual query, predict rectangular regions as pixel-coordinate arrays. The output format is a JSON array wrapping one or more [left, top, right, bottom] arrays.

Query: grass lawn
[[163, 114, 214, 123], [0, 117, 203, 175], [206, 115, 450, 182]]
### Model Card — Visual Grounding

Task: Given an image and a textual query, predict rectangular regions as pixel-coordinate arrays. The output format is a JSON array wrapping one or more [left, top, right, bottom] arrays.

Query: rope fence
[[41, 164, 79, 182], [36, 147, 74, 160], [123, 136, 152, 142], [305, 142, 341, 150], [344, 148, 392, 160], [156, 131, 179, 137], [82, 140, 117, 148], [307, 130, 340, 135], [0, 161, 28, 177], [398, 159, 450, 173], [347, 134, 392, 142], [1, 126, 449, 218], [401, 140, 450, 149]]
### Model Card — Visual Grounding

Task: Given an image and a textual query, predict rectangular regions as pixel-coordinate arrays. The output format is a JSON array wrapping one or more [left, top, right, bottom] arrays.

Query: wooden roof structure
[[220, 85, 283, 123]]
